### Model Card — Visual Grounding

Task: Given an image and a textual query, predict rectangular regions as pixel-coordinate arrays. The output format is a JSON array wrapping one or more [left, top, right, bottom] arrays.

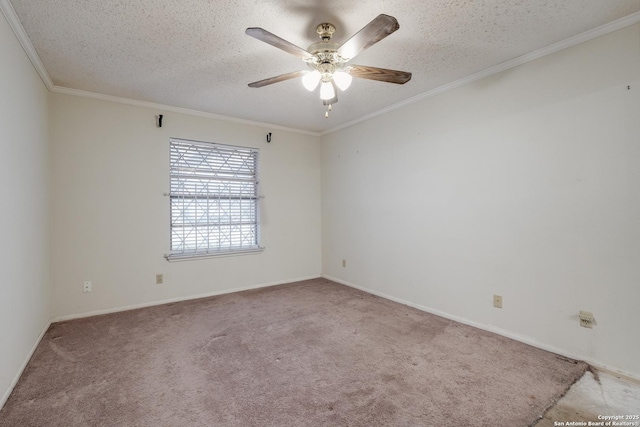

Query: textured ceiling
[[6, 0, 640, 133]]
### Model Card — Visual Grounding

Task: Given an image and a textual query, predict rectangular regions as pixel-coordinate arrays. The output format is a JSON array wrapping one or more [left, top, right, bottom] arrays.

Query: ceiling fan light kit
[[333, 71, 353, 91], [302, 70, 322, 91], [246, 14, 411, 118], [320, 81, 336, 100]]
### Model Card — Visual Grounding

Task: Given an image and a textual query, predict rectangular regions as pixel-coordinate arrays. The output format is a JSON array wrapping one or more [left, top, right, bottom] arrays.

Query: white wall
[[50, 94, 321, 318], [0, 12, 51, 406], [322, 24, 640, 378]]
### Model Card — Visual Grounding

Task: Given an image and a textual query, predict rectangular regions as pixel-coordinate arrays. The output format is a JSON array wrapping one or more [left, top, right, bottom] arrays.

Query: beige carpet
[[0, 278, 587, 426]]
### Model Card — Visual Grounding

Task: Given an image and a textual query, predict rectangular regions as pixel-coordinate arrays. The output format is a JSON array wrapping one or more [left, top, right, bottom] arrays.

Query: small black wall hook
[[266, 132, 272, 143], [157, 114, 163, 128]]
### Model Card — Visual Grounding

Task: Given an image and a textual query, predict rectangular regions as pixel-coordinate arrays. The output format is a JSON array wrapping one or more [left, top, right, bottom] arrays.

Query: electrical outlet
[[83, 281, 92, 293], [342, 259, 346, 268], [493, 294, 502, 309], [156, 274, 164, 285]]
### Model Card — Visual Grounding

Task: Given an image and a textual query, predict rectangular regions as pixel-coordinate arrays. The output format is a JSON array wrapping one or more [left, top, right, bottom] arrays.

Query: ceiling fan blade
[[349, 65, 411, 84], [248, 70, 306, 88], [246, 28, 313, 60], [337, 14, 400, 61]]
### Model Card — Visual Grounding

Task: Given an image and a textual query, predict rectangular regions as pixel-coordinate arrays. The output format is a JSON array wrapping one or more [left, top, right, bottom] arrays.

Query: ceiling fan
[[246, 14, 411, 117]]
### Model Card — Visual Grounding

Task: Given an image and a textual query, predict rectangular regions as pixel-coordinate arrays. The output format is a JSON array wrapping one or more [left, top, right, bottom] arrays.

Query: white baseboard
[[4, 273, 635, 414], [322, 274, 640, 382], [51, 275, 320, 322], [0, 319, 52, 410]]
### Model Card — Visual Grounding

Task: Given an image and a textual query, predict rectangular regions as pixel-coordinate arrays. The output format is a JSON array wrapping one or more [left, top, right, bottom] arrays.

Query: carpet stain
[[381, 373, 396, 383], [345, 386, 376, 401], [47, 341, 76, 362], [209, 333, 228, 341]]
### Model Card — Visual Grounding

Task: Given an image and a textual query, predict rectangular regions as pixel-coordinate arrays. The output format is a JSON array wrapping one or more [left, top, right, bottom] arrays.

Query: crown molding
[[320, 11, 640, 136], [0, 0, 54, 90], [51, 86, 321, 136]]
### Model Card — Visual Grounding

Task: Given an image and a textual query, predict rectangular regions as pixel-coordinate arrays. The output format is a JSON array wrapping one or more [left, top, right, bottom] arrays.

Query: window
[[167, 138, 261, 260]]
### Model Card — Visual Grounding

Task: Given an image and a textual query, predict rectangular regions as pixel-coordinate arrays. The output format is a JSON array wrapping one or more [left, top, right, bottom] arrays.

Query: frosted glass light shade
[[320, 81, 336, 100], [333, 70, 352, 91], [302, 70, 321, 91]]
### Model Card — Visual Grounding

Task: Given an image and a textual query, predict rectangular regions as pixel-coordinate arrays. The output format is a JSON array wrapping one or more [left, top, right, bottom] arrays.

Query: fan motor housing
[[307, 41, 339, 55], [307, 23, 343, 65]]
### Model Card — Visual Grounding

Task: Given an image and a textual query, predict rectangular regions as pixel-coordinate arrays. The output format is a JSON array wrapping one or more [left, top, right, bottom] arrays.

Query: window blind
[[168, 138, 260, 259]]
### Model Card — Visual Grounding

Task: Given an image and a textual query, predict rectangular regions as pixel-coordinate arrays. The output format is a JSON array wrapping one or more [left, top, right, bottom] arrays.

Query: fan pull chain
[[325, 104, 332, 118]]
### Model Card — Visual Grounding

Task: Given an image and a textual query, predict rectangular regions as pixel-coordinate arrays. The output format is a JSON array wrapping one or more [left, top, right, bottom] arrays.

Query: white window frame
[[165, 138, 263, 261]]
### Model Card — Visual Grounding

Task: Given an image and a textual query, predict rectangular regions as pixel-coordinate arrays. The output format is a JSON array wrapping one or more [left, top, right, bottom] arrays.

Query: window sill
[[164, 247, 264, 262]]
